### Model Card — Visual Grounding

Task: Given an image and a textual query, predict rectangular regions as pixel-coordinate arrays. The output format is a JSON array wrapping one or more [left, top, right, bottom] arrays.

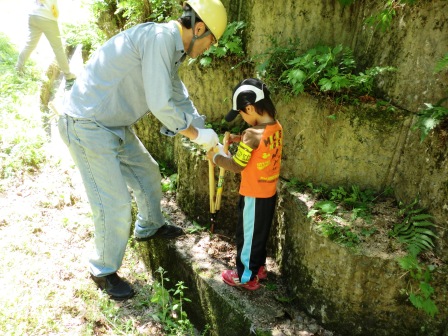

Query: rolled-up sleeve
[[141, 29, 201, 136]]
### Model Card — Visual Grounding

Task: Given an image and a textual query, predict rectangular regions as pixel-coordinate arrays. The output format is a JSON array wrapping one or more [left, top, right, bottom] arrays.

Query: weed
[[253, 36, 302, 95], [390, 198, 439, 317], [390, 198, 437, 253], [412, 97, 448, 142], [192, 21, 246, 68], [151, 267, 196, 335], [398, 253, 438, 318], [319, 220, 361, 247], [162, 173, 178, 192], [300, 182, 384, 247], [282, 44, 395, 102], [91, 0, 181, 34], [186, 220, 208, 234], [252, 37, 395, 104], [0, 34, 47, 180], [434, 53, 448, 73], [63, 22, 107, 58], [265, 283, 278, 291], [339, 0, 419, 32]]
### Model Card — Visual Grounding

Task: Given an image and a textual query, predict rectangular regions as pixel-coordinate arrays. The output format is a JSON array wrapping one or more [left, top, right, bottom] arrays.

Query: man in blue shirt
[[59, 0, 227, 300]]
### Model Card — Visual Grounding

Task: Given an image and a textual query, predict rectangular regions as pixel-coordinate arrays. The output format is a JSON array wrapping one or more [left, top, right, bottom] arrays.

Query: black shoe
[[135, 224, 184, 242], [91, 273, 135, 301]]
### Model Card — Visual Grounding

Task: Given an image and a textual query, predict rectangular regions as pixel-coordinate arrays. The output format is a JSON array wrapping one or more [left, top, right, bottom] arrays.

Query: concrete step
[[136, 198, 336, 336]]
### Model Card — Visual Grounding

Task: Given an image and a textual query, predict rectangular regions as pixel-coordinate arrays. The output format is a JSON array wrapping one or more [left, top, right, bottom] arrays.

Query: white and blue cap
[[225, 78, 265, 122]]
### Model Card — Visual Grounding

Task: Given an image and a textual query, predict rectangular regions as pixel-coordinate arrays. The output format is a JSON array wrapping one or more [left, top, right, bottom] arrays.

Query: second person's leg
[[16, 15, 43, 71]]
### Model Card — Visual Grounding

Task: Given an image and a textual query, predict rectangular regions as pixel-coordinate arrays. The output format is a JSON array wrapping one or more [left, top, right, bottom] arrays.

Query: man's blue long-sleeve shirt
[[64, 21, 203, 138]]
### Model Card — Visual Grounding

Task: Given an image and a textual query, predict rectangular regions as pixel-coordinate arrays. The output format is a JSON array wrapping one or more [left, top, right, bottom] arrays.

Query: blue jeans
[[58, 115, 165, 276]]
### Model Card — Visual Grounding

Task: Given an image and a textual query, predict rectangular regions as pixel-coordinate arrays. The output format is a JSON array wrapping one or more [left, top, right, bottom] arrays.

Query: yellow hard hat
[[184, 0, 228, 41]]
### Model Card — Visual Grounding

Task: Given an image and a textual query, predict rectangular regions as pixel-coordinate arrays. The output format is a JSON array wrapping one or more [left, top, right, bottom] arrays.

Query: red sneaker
[[257, 266, 267, 280], [222, 270, 260, 290]]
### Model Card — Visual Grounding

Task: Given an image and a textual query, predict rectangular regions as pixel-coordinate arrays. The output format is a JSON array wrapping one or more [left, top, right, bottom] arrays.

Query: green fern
[[391, 212, 437, 252], [390, 199, 437, 253], [392, 199, 439, 317], [434, 53, 448, 73]]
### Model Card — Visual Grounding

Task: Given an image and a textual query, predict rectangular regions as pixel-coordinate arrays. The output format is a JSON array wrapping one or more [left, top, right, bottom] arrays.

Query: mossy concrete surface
[[139, 141, 448, 335], [138, 234, 315, 336], [273, 185, 448, 335]]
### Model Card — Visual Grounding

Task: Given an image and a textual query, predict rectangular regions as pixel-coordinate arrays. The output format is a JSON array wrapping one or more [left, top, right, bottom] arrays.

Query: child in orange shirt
[[207, 78, 283, 290]]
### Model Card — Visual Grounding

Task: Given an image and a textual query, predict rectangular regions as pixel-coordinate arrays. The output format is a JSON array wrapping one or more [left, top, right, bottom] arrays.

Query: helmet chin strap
[[182, 8, 211, 56]]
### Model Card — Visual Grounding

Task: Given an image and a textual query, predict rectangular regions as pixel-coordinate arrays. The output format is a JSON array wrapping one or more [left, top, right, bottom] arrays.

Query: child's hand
[[207, 143, 230, 164], [229, 134, 241, 144]]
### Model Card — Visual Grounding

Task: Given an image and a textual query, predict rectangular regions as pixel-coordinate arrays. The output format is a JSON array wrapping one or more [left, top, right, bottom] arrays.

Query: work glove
[[192, 128, 219, 151], [213, 143, 230, 164]]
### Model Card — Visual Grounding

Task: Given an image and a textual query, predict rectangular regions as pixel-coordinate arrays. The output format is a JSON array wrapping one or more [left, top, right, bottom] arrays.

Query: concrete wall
[[132, 0, 448, 334], [273, 184, 447, 335]]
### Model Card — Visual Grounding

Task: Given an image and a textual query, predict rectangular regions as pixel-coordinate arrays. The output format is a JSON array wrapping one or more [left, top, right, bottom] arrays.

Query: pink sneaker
[[257, 266, 267, 280], [222, 270, 260, 290]]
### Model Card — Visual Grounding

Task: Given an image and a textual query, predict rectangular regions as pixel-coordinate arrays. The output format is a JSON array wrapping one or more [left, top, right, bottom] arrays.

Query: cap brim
[[225, 109, 239, 122]]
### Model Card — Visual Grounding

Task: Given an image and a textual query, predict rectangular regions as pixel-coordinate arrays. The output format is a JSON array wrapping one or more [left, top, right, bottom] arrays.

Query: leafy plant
[[390, 198, 437, 254], [186, 220, 208, 234], [398, 253, 438, 317], [117, 0, 181, 28], [148, 0, 182, 23], [162, 173, 178, 192], [319, 220, 361, 247], [0, 34, 47, 180], [364, 2, 397, 32], [339, 0, 420, 32], [411, 54, 448, 142], [191, 21, 246, 68], [412, 98, 448, 142], [91, 0, 181, 33], [253, 36, 302, 95], [304, 183, 380, 247], [308, 200, 338, 217], [151, 267, 195, 334], [434, 53, 448, 73], [63, 22, 107, 58], [390, 198, 439, 317], [282, 44, 395, 101]]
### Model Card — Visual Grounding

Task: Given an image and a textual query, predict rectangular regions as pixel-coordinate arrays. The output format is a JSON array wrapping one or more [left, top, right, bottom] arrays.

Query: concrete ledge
[[137, 233, 330, 336], [273, 186, 448, 335]]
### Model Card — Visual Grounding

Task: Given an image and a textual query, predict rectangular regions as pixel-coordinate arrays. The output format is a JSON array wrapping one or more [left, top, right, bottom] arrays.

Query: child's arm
[[228, 133, 242, 144], [206, 130, 260, 173]]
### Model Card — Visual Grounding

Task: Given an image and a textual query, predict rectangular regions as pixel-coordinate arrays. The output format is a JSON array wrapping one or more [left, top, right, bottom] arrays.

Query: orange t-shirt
[[235, 121, 283, 198]]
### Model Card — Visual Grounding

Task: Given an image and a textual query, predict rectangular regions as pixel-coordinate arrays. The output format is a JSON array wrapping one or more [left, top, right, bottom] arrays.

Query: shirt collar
[[168, 20, 185, 54]]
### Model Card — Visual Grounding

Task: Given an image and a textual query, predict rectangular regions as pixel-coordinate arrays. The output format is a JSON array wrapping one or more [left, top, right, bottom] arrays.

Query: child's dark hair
[[244, 84, 277, 118], [178, 4, 204, 29]]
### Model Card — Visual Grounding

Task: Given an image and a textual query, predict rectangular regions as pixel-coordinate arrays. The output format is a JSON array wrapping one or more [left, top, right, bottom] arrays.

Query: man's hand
[[207, 143, 230, 164], [192, 128, 219, 151]]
